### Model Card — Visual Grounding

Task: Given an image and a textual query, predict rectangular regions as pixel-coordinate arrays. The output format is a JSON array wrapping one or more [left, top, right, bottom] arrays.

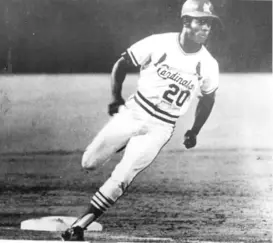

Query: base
[[20, 216, 103, 232]]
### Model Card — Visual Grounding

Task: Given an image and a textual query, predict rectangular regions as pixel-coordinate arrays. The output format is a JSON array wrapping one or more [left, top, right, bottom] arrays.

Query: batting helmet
[[181, 0, 220, 20]]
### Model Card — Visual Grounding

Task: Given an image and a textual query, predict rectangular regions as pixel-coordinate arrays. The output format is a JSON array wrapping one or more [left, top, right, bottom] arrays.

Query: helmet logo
[[203, 2, 212, 14]]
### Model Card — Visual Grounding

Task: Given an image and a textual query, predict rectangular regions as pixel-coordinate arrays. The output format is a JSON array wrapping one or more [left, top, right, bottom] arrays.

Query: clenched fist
[[183, 130, 197, 149], [108, 98, 125, 116]]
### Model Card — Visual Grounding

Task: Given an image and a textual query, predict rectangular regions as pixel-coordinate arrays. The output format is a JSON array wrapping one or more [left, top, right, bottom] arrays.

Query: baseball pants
[[81, 97, 174, 201]]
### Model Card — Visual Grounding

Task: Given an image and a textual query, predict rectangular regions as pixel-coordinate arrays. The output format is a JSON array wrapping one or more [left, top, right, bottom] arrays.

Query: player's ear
[[182, 16, 192, 28]]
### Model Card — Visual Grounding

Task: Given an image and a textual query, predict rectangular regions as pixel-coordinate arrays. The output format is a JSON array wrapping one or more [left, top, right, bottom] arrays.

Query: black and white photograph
[[0, 0, 272, 242]]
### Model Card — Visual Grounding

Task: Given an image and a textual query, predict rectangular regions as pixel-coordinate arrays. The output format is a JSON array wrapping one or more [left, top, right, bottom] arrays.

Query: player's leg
[[61, 105, 146, 241], [68, 124, 174, 233], [81, 105, 137, 170]]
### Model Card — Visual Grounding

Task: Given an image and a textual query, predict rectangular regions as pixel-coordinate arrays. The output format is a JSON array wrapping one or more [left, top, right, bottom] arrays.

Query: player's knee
[[81, 151, 98, 170], [81, 159, 97, 170], [81, 160, 97, 170]]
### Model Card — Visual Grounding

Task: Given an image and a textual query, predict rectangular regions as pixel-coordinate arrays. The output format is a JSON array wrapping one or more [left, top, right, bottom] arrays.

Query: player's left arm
[[183, 91, 216, 149], [192, 90, 216, 135], [184, 59, 219, 149]]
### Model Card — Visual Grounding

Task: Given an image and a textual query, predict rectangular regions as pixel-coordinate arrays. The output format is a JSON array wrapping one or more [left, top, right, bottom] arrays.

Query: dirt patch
[[0, 148, 272, 242]]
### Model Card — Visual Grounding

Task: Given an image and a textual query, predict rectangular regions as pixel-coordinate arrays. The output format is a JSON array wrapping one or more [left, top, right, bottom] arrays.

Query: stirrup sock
[[72, 191, 114, 229]]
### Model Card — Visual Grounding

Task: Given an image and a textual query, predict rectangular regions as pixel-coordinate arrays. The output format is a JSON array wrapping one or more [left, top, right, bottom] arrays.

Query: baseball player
[[62, 0, 221, 240]]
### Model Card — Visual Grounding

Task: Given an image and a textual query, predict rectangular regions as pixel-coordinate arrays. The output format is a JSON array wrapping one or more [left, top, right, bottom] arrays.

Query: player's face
[[188, 17, 213, 44]]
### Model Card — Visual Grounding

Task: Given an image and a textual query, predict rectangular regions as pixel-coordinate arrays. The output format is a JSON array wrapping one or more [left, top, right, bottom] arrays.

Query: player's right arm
[[108, 56, 133, 116], [109, 35, 157, 116]]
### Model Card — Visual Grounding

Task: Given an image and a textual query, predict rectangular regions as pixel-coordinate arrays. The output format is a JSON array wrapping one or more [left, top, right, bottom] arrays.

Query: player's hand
[[108, 98, 125, 116], [183, 130, 197, 149]]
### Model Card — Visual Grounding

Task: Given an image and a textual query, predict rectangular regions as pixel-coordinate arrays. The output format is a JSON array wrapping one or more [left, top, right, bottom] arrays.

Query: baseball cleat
[[61, 226, 85, 241]]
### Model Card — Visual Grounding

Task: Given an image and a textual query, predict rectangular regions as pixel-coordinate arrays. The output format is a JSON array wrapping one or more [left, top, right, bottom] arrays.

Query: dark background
[[0, 0, 271, 73]]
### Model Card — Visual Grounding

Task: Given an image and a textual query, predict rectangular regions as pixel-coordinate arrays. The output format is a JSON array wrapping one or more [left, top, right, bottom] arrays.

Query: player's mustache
[[198, 30, 210, 37]]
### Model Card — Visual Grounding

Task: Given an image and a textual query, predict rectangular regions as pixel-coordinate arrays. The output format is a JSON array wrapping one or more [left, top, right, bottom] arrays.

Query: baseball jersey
[[124, 32, 219, 126]]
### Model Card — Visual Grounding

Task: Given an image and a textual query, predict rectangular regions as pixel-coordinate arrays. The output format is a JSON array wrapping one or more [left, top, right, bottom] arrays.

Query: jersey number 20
[[163, 84, 190, 107]]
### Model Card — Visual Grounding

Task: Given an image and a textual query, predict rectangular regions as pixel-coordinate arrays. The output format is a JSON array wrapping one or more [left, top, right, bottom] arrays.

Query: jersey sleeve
[[200, 58, 219, 95], [123, 35, 157, 67]]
